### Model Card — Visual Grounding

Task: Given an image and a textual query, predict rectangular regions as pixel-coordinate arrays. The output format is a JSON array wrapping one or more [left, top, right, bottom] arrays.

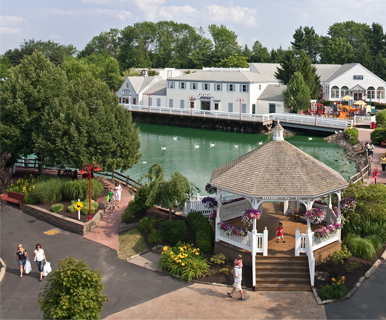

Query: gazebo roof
[[210, 139, 348, 198]]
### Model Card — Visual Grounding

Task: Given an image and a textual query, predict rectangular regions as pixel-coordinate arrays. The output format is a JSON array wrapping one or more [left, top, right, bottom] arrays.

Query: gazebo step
[[256, 271, 309, 278], [256, 277, 310, 284], [256, 266, 309, 272], [255, 284, 312, 291]]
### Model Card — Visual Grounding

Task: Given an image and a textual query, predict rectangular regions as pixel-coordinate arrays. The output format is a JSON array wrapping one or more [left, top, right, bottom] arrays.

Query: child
[[276, 222, 285, 243], [109, 194, 116, 215], [227, 260, 244, 300], [105, 188, 114, 210], [237, 254, 243, 268]]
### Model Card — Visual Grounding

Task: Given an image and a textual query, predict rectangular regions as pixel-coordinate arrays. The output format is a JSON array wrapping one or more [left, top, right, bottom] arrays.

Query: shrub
[[160, 219, 187, 245], [210, 253, 227, 265], [68, 200, 79, 213], [81, 200, 98, 215], [220, 267, 230, 275], [51, 203, 64, 213], [370, 127, 386, 145], [320, 276, 348, 300], [159, 243, 209, 281], [344, 234, 376, 261], [27, 177, 65, 204], [38, 257, 108, 320], [366, 235, 383, 253], [123, 185, 150, 218], [187, 211, 213, 252], [349, 136, 359, 145], [328, 245, 351, 265], [138, 216, 158, 233], [147, 229, 163, 245], [345, 127, 358, 138], [375, 110, 386, 127], [122, 205, 135, 223], [62, 179, 104, 201], [345, 261, 359, 273], [8, 174, 36, 195]]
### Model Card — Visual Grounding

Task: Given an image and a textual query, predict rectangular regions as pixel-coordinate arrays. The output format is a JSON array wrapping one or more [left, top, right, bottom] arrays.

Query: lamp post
[[237, 98, 244, 121], [189, 96, 195, 117], [146, 93, 152, 112], [79, 162, 101, 220]]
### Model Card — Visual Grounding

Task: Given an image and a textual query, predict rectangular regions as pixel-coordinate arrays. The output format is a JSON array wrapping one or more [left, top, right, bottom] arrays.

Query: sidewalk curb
[[313, 248, 386, 305], [0, 257, 7, 284]]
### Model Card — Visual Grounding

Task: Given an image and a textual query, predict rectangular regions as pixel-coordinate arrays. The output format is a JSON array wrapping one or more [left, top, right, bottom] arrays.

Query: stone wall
[[22, 204, 104, 235]]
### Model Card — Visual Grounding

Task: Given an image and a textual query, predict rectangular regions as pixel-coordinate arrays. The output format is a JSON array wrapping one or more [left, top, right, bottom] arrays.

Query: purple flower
[[202, 197, 218, 209]]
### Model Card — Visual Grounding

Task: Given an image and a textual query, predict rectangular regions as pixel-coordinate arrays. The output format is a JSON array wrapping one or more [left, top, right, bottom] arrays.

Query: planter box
[[22, 204, 104, 235]]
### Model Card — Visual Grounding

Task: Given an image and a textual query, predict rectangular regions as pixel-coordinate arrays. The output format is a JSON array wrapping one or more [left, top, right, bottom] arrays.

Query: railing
[[354, 115, 372, 126], [221, 199, 251, 221], [295, 229, 307, 256], [306, 231, 316, 287], [218, 229, 253, 251], [311, 231, 341, 252], [313, 203, 336, 225], [96, 171, 142, 189], [348, 164, 370, 184], [122, 104, 353, 129]]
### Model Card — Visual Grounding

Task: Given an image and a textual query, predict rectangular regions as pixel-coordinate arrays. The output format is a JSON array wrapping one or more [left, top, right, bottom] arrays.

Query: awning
[[341, 95, 353, 101]]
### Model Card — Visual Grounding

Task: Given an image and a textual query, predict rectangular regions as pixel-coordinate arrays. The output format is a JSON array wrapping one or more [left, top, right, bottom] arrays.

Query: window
[[214, 102, 219, 110], [133, 98, 137, 105], [228, 84, 235, 92], [201, 101, 210, 110], [168, 81, 175, 89], [252, 104, 256, 114], [228, 103, 233, 112], [331, 86, 339, 99], [215, 84, 222, 91], [241, 84, 248, 92], [157, 98, 161, 106], [377, 87, 385, 99], [169, 99, 173, 108], [341, 86, 349, 97], [149, 98, 152, 106], [241, 103, 246, 113], [259, 85, 261, 90], [179, 82, 186, 89], [180, 100, 185, 108], [202, 83, 210, 91], [269, 104, 276, 113], [191, 82, 197, 90], [126, 83, 129, 88], [367, 86, 375, 99], [167, 70, 172, 78]]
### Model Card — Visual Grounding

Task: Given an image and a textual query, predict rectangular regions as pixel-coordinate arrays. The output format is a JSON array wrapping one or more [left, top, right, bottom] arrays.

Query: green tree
[[142, 163, 199, 220], [320, 37, 355, 64], [0, 51, 68, 172], [0, 55, 12, 79], [375, 110, 386, 127], [373, 52, 386, 81], [208, 24, 241, 64], [291, 26, 321, 63], [78, 28, 120, 58], [217, 53, 249, 68], [283, 71, 311, 113], [251, 41, 271, 62], [270, 46, 286, 63], [274, 50, 297, 83], [38, 257, 108, 320], [241, 44, 252, 62], [296, 51, 321, 99]]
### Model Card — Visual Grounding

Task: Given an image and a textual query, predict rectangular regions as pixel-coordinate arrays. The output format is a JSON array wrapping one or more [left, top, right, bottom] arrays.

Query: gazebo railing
[[221, 199, 251, 221], [313, 203, 336, 225], [218, 229, 253, 251]]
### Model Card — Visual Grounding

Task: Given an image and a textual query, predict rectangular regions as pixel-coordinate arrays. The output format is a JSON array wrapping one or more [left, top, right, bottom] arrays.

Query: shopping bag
[[42, 262, 52, 277], [24, 260, 32, 274]]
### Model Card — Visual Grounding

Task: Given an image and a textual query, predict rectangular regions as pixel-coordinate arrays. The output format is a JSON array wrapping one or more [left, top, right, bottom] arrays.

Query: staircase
[[255, 256, 311, 291]]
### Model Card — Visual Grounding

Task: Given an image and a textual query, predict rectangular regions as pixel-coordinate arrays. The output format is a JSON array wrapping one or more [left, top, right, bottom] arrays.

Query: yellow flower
[[195, 252, 199, 255], [184, 246, 187, 249], [178, 260, 181, 263], [331, 278, 336, 282], [163, 246, 168, 251], [181, 263, 185, 266], [337, 282, 341, 285], [342, 276, 345, 280], [179, 247, 183, 251], [161, 252, 164, 255]]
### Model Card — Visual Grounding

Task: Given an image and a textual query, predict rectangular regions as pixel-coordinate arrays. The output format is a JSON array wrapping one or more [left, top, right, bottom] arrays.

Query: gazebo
[[209, 122, 349, 287]]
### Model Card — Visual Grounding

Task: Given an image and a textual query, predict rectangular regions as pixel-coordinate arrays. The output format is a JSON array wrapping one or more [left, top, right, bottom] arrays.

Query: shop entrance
[[201, 101, 210, 110]]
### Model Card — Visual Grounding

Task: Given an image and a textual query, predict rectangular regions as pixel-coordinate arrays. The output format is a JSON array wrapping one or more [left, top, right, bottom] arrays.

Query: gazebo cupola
[[272, 121, 284, 141]]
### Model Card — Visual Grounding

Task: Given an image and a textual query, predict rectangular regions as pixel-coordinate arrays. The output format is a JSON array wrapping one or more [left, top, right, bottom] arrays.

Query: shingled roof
[[210, 138, 348, 198]]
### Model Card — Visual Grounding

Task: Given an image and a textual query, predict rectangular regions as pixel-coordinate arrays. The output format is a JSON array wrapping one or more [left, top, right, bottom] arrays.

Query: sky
[[1, 0, 385, 54]]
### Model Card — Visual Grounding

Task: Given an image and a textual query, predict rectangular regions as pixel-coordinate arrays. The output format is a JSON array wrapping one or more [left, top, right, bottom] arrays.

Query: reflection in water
[[121, 123, 356, 195]]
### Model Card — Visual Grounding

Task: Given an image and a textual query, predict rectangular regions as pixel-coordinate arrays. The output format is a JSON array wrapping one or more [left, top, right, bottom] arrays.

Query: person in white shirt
[[227, 259, 245, 300], [33, 243, 47, 281], [114, 182, 122, 208]]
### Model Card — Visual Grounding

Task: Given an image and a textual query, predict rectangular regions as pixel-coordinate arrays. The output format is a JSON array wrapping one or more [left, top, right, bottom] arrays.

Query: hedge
[[187, 211, 213, 253], [370, 127, 386, 145]]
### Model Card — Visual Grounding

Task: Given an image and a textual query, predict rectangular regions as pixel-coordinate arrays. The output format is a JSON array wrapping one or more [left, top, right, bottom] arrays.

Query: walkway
[[83, 179, 132, 251], [357, 128, 386, 185]]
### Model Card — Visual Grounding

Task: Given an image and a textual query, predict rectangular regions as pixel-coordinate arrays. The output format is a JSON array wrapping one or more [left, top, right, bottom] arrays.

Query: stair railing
[[306, 229, 315, 286]]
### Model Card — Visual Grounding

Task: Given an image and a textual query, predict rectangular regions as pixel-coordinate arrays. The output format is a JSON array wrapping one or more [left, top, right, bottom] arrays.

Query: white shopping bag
[[42, 262, 52, 277], [24, 260, 32, 274]]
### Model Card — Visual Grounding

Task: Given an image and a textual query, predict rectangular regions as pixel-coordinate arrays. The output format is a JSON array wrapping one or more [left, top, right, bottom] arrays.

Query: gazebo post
[[215, 190, 223, 243], [336, 191, 342, 242]]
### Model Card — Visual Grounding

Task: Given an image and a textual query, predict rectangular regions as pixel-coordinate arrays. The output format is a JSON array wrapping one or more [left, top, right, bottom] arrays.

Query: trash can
[[371, 122, 375, 129]]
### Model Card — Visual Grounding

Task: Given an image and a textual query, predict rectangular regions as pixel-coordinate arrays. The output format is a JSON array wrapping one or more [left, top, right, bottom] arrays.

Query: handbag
[[43, 262, 52, 277], [24, 260, 32, 274]]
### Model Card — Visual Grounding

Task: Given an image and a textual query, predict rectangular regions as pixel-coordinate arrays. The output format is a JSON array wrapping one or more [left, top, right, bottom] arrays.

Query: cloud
[[80, 0, 130, 5], [0, 15, 28, 35], [204, 5, 257, 26], [50, 8, 132, 21]]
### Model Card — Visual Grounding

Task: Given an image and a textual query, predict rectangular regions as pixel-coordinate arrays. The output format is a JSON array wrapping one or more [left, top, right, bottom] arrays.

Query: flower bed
[[218, 221, 248, 237], [314, 223, 343, 239]]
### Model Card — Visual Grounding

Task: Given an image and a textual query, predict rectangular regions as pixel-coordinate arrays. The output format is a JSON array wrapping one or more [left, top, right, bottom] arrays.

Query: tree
[[283, 72, 311, 113], [0, 55, 12, 79], [142, 163, 199, 220], [217, 53, 249, 68], [291, 26, 321, 63], [241, 44, 252, 62], [78, 28, 120, 58], [320, 37, 355, 64], [0, 51, 69, 173], [296, 51, 321, 99], [375, 110, 386, 127], [208, 24, 241, 64], [270, 46, 286, 63], [38, 257, 108, 320], [0, 152, 12, 208], [251, 41, 271, 63], [274, 50, 297, 83]]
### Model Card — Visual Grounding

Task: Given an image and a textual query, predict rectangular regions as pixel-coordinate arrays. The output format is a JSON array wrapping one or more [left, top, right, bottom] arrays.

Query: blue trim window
[[169, 99, 173, 108], [202, 83, 210, 91], [241, 84, 248, 92], [227, 84, 235, 92], [228, 103, 233, 112], [179, 82, 186, 89], [191, 82, 198, 90], [215, 83, 222, 91], [157, 98, 161, 106], [180, 100, 184, 108], [168, 81, 175, 89]]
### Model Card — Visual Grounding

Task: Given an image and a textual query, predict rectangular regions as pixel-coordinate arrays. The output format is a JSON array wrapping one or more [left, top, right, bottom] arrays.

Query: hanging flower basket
[[205, 183, 217, 194], [340, 197, 356, 215], [201, 197, 218, 209], [332, 206, 347, 224], [241, 208, 261, 226], [305, 207, 325, 224], [314, 223, 343, 240], [218, 222, 248, 237]]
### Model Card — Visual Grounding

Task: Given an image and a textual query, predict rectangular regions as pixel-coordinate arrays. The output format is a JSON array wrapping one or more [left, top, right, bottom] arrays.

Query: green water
[[121, 123, 356, 194]]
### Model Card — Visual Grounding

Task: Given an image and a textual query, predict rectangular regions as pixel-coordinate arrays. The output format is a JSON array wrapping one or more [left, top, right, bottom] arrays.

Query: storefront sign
[[122, 89, 131, 96], [353, 75, 363, 80], [197, 93, 214, 100]]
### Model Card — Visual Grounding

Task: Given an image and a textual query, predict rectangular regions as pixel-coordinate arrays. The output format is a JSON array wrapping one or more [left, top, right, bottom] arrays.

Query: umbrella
[[354, 100, 366, 105], [342, 95, 353, 101]]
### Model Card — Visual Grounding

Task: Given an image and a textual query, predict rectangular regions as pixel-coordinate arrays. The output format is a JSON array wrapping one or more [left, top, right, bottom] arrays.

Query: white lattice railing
[[218, 229, 253, 251], [313, 203, 336, 225], [221, 199, 251, 221]]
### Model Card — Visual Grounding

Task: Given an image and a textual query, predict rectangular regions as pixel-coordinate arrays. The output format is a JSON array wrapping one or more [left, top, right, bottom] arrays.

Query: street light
[[237, 98, 244, 121], [189, 96, 195, 117], [79, 162, 102, 220]]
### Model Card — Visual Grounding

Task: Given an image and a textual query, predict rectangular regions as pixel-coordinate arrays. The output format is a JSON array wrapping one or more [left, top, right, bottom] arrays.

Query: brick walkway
[[83, 179, 132, 251], [357, 128, 386, 185]]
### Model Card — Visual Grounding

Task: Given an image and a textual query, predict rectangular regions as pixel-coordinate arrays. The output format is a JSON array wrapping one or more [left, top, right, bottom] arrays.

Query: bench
[[1, 192, 25, 209], [294, 206, 306, 220], [381, 140, 386, 148]]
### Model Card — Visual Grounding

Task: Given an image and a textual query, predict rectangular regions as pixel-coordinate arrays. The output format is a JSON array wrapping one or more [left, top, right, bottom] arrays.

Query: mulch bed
[[314, 243, 386, 299]]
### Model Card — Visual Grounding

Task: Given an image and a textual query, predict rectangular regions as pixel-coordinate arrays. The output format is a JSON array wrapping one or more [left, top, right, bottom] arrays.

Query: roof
[[170, 70, 280, 84], [323, 64, 357, 82], [314, 64, 342, 82], [143, 80, 167, 95], [127, 76, 163, 94], [258, 84, 287, 101], [210, 139, 348, 198], [249, 63, 281, 82]]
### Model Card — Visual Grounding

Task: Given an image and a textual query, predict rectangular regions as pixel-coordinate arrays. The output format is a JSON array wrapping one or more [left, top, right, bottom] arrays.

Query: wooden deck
[[226, 202, 321, 257]]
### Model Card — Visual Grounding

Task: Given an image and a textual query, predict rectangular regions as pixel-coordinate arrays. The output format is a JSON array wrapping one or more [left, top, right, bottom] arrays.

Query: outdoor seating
[[381, 140, 386, 148], [294, 205, 306, 220], [1, 192, 25, 209]]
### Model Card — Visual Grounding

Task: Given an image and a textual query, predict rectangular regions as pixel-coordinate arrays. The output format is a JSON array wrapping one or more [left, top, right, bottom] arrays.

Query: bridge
[[122, 104, 354, 132]]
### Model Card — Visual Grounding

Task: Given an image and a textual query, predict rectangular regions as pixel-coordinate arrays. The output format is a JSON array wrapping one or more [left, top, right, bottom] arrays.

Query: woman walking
[[114, 181, 122, 208], [16, 244, 28, 278], [33, 243, 47, 281]]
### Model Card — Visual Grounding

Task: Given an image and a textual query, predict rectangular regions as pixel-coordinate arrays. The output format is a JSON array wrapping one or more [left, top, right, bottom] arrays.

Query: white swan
[[194, 145, 199, 149], [142, 161, 147, 164], [308, 137, 313, 141], [161, 147, 166, 150], [258, 141, 263, 145], [234, 145, 238, 148], [210, 143, 215, 147], [173, 137, 177, 140]]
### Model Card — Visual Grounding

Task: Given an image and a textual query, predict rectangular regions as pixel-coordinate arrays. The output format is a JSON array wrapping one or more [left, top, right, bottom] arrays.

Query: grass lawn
[[118, 228, 148, 261]]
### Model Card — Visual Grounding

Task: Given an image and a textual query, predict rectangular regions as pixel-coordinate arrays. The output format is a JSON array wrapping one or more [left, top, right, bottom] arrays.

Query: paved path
[[357, 128, 386, 185], [83, 180, 132, 251]]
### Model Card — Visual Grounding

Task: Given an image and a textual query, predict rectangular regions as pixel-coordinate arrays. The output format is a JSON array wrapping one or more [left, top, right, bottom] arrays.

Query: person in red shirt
[[276, 222, 285, 243]]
